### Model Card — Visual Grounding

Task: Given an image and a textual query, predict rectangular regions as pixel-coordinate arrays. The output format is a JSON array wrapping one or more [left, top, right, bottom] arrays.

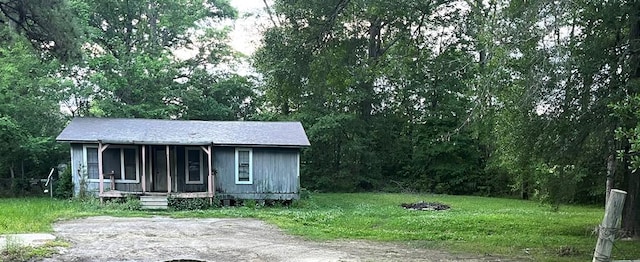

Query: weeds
[[0, 236, 69, 261], [242, 199, 258, 208], [104, 195, 142, 211], [1, 235, 27, 261]]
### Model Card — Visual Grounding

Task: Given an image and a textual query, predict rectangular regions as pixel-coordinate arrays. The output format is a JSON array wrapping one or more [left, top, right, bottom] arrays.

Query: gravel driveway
[[43, 216, 512, 262]]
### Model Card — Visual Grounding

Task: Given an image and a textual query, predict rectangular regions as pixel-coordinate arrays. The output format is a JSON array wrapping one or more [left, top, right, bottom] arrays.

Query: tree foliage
[[64, 0, 255, 120], [0, 0, 82, 61], [0, 28, 68, 182]]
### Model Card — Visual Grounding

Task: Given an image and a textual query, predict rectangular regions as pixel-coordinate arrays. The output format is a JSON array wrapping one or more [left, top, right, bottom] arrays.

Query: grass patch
[[0, 198, 151, 234], [0, 198, 92, 233], [0, 236, 70, 261], [1, 194, 639, 261]]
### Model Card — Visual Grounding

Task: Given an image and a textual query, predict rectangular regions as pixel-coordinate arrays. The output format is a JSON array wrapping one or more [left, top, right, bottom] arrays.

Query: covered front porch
[[94, 142, 215, 203], [99, 191, 212, 198]]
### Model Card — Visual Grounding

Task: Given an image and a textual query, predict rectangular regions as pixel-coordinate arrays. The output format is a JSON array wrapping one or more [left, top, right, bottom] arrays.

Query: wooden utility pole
[[592, 189, 626, 262]]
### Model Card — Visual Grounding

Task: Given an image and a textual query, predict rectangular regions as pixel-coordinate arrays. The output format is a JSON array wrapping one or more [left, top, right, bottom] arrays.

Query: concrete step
[[140, 196, 168, 210]]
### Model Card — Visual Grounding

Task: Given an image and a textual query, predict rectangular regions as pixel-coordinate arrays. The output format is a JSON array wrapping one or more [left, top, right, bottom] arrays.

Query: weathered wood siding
[[70, 143, 83, 196], [214, 147, 300, 200], [70, 143, 110, 196], [70, 143, 142, 196], [69, 143, 300, 199]]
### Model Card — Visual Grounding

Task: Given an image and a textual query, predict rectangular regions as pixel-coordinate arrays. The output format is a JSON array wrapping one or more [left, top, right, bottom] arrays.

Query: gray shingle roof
[[56, 118, 310, 147]]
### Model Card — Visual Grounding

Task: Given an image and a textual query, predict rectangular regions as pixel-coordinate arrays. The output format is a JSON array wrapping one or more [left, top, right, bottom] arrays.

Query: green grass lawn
[[0, 198, 87, 233], [1, 193, 639, 261]]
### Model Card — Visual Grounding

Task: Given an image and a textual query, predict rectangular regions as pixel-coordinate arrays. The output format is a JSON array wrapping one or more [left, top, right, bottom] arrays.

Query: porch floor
[[100, 191, 212, 198]]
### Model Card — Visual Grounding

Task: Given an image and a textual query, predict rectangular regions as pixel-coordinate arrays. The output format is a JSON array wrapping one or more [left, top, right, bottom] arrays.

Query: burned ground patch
[[401, 201, 451, 211]]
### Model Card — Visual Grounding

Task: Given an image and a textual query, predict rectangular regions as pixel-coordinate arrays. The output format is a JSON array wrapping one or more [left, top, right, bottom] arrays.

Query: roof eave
[[197, 143, 309, 148], [56, 139, 214, 146], [57, 140, 310, 148]]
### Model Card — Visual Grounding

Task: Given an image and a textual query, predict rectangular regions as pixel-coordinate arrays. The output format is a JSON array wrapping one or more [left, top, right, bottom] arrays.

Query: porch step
[[140, 196, 168, 210]]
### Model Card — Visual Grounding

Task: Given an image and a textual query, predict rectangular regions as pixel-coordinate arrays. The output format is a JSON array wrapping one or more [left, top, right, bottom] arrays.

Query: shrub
[[168, 197, 213, 210], [533, 163, 585, 211], [10, 178, 30, 197], [77, 174, 90, 200], [242, 199, 258, 208], [299, 187, 311, 200], [76, 197, 101, 211], [103, 195, 142, 211], [54, 165, 73, 199]]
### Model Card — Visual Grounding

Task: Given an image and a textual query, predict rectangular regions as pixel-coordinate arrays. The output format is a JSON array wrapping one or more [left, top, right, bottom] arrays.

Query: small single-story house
[[56, 118, 310, 202]]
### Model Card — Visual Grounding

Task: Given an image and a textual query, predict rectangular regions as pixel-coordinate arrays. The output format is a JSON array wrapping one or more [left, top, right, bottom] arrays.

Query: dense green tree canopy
[[0, 0, 81, 61], [64, 0, 254, 120], [0, 28, 68, 184]]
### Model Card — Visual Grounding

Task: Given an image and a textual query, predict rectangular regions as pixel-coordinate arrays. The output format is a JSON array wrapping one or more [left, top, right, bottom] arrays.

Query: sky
[[228, 0, 269, 56]]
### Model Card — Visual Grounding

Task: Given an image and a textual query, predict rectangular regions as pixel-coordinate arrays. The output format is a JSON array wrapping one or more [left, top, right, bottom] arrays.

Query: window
[[185, 148, 203, 184], [123, 148, 137, 181], [103, 148, 121, 178], [235, 148, 252, 184], [84, 145, 139, 183], [85, 147, 99, 179]]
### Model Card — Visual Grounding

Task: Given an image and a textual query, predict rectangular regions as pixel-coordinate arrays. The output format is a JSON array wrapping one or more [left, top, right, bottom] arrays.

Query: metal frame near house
[[56, 118, 310, 203]]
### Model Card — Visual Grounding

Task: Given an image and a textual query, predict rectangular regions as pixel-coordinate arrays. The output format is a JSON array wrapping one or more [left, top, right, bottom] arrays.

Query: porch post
[[141, 145, 146, 193], [166, 145, 171, 194], [207, 145, 213, 204], [98, 141, 103, 203], [97, 142, 109, 203], [200, 145, 214, 205]]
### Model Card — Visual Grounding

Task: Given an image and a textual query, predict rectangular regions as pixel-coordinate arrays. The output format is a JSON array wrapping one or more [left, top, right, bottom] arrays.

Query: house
[[56, 118, 310, 203]]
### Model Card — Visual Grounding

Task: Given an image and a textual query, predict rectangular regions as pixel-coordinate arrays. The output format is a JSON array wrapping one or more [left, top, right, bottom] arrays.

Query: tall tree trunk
[[606, 154, 616, 203], [623, 169, 639, 236], [360, 17, 381, 120], [9, 163, 15, 180], [622, 0, 640, 237], [521, 180, 529, 200], [281, 100, 290, 116]]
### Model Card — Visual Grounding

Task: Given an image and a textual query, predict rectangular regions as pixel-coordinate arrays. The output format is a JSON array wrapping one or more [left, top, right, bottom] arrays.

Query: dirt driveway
[[43, 216, 512, 262]]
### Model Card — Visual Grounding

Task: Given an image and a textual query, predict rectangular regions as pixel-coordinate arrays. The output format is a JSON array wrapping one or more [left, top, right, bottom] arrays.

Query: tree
[[0, 28, 68, 186], [64, 0, 255, 120], [610, 0, 640, 237], [0, 1, 80, 195], [483, 0, 639, 233], [255, 0, 490, 192], [0, 0, 81, 61]]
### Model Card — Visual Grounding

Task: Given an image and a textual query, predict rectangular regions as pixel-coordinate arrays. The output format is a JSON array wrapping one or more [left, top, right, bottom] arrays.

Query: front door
[[153, 148, 168, 192]]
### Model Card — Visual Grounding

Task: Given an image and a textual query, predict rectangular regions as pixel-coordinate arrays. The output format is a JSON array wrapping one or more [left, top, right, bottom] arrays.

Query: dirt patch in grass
[[42, 216, 514, 262]]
